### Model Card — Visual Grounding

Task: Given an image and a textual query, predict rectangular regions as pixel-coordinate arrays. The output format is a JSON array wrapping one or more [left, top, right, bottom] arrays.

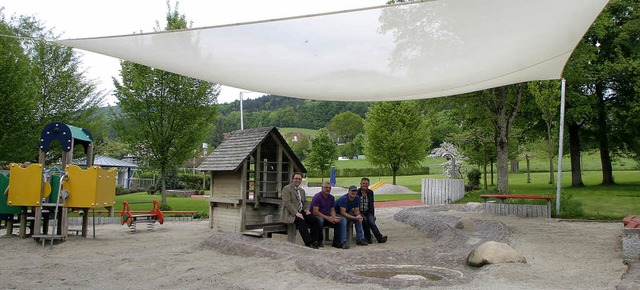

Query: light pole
[[239, 91, 255, 130]]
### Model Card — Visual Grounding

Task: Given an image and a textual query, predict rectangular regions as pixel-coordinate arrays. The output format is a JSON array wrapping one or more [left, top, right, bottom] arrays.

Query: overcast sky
[[2, 0, 385, 105]]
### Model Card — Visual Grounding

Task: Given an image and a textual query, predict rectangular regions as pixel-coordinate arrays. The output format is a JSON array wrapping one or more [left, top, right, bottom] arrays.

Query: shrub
[[147, 186, 157, 195], [552, 192, 584, 218], [467, 168, 482, 191]]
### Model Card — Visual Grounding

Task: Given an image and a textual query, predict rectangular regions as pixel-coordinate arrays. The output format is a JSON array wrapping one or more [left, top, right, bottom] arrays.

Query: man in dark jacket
[[357, 177, 387, 244]]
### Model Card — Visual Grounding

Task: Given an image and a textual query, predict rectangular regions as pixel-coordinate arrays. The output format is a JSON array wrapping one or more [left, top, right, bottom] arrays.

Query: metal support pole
[[239, 91, 244, 130], [556, 78, 566, 214]]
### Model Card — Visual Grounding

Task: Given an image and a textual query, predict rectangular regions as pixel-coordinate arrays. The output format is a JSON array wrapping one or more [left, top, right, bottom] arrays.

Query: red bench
[[480, 194, 554, 218]]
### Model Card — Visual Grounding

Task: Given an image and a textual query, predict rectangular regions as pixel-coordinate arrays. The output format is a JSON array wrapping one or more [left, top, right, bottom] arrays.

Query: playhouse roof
[[198, 127, 305, 172]]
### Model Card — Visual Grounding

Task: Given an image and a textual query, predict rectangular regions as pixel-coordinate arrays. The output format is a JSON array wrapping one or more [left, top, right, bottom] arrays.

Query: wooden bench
[[480, 194, 554, 218]]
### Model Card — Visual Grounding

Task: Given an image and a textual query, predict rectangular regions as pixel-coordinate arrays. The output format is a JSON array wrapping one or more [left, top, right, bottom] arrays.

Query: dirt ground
[[0, 204, 632, 289]]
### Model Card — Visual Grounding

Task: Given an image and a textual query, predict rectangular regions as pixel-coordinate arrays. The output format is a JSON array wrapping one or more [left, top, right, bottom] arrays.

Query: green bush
[[178, 173, 210, 190], [467, 168, 482, 190], [552, 192, 584, 219]]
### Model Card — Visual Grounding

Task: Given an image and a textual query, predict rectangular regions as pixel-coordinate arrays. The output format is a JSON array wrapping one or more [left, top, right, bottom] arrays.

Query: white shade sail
[[55, 0, 609, 101]]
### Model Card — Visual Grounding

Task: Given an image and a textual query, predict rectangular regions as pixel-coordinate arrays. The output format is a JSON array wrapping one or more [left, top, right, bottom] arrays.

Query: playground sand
[[0, 205, 627, 289]]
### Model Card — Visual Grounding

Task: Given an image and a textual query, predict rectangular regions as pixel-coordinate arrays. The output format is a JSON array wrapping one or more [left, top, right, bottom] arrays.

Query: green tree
[[527, 80, 560, 185], [563, 0, 640, 185], [478, 84, 525, 193], [364, 101, 430, 185], [113, 5, 219, 207], [0, 14, 37, 164], [27, 24, 107, 157], [289, 134, 310, 160], [307, 128, 337, 181], [328, 111, 363, 143], [341, 133, 365, 158]]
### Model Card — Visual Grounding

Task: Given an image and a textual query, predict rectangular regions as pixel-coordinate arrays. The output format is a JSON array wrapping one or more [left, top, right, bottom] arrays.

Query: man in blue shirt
[[334, 185, 368, 249]]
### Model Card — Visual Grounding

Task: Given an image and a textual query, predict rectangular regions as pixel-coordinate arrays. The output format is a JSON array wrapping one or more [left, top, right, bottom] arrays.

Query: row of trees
[[0, 10, 107, 164]]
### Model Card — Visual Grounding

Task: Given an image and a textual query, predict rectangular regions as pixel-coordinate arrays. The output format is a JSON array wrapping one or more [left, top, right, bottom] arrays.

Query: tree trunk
[[568, 123, 584, 187], [526, 155, 531, 183], [160, 169, 167, 207], [496, 129, 509, 193], [510, 160, 519, 173], [483, 145, 488, 190], [490, 159, 494, 186], [547, 123, 554, 185], [596, 85, 615, 185], [392, 168, 397, 185]]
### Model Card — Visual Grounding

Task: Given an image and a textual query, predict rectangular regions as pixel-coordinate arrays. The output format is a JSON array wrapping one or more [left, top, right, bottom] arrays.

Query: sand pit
[[0, 204, 633, 289]]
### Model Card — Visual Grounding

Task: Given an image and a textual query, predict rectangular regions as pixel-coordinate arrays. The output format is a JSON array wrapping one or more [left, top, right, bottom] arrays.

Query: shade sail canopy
[[55, 0, 608, 101]]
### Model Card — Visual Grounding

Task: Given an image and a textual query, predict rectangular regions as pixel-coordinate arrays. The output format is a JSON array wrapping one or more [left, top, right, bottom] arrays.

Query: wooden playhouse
[[198, 127, 306, 232]]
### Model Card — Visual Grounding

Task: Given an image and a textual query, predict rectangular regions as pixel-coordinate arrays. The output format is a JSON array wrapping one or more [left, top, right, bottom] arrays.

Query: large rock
[[467, 241, 527, 267]]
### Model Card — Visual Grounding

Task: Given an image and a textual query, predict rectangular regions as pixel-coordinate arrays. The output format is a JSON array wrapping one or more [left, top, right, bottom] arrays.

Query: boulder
[[467, 241, 527, 267]]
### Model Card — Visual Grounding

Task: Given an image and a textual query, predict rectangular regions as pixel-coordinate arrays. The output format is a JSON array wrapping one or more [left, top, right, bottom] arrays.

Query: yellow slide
[[370, 180, 387, 191]]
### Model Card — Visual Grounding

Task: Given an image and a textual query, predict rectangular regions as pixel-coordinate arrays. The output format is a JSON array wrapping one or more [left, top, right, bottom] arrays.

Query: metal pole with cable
[[556, 78, 566, 214]]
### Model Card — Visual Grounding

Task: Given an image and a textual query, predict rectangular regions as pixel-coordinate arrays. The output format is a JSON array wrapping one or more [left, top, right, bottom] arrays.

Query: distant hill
[[100, 95, 370, 133]]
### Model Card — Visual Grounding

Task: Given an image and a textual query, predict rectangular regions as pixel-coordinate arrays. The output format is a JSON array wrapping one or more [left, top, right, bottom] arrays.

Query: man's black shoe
[[316, 241, 324, 248], [342, 241, 350, 249], [332, 242, 342, 249], [377, 236, 388, 243], [366, 238, 373, 244], [356, 239, 369, 246], [306, 242, 318, 249]]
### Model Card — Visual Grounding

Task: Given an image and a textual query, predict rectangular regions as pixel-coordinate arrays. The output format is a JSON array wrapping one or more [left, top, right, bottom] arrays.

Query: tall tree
[[564, 0, 640, 185], [306, 128, 337, 181], [327, 111, 364, 143], [0, 14, 37, 164], [113, 5, 219, 207], [478, 84, 525, 194], [364, 101, 430, 185]]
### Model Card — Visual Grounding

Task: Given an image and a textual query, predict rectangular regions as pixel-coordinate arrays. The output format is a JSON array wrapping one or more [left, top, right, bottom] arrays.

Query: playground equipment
[[120, 200, 164, 232], [370, 180, 387, 191], [0, 122, 117, 245]]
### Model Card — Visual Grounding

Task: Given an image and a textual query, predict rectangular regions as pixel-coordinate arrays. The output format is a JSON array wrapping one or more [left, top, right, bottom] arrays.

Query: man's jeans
[[335, 213, 364, 242]]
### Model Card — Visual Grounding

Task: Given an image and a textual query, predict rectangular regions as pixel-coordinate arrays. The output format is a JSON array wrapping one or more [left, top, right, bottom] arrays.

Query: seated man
[[358, 177, 387, 244], [282, 172, 322, 249], [334, 185, 369, 249], [310, 182, 341, 247]]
